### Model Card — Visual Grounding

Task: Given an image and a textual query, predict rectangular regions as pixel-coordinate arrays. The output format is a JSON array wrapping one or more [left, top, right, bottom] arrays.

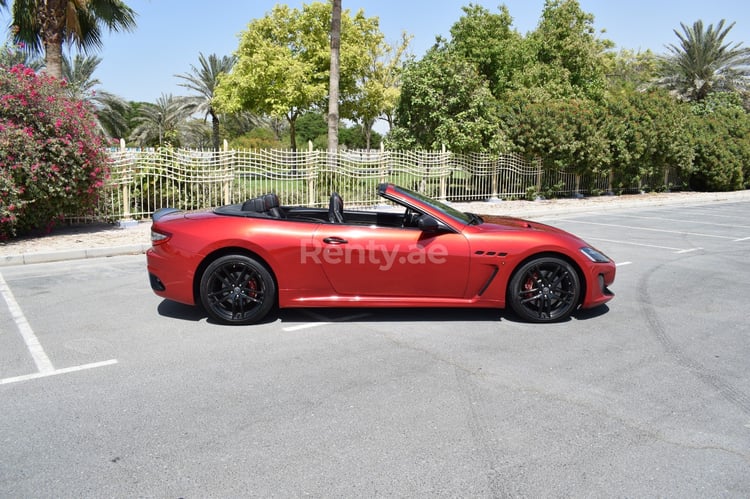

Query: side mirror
[[417, 215, 439, 233]]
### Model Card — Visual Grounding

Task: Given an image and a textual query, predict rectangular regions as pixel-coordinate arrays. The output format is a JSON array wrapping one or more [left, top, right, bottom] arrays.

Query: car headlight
[[580, 246, 611, 263]]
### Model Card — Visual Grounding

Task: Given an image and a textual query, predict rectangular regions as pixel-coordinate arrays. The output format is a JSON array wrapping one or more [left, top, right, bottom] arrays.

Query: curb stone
[[0, 243, 151, 267]]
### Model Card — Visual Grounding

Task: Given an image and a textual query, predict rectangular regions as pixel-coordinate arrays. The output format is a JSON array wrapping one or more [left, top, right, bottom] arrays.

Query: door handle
[[323, 237, 348, 244]]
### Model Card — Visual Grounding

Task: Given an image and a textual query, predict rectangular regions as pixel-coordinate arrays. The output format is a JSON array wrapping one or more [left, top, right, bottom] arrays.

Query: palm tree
[[10, 0, 136, 79], [0, 35, 44, 69], [327, 0, 341, 151], [657, 19, 750, 101], [129, 94, 193, 148], [62, 53, 128, 138], [175, 52, 237, 150]]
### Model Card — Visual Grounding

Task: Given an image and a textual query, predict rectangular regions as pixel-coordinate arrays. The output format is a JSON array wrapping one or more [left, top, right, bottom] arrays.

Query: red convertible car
[[147, 183, 615, 325]]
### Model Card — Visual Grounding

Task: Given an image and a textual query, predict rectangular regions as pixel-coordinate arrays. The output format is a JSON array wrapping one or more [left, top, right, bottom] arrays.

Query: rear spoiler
[[152, 207, 182, 222]]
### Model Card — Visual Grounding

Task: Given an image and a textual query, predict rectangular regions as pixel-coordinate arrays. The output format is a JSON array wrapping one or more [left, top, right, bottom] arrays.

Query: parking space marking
[[282, 311, 372, 331], [0, 271, 117, 386], [677, 208, 749, 220], [1, 359, 118, 386], [560, 220, 737, 240], [0, 272, 54, 373], [676, 248, 703, 254], [611, 213, 750, 230], [735, 237, 750, 242], [587, 237, 692, 253], [616, 262, 632, 267]]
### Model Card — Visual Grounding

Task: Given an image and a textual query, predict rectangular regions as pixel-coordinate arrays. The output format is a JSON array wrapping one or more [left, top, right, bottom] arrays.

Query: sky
[[1, 0, 749, 104]]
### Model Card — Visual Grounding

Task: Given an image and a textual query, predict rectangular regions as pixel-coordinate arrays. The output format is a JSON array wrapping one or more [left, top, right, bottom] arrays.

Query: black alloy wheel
[[199, 255, 276, 325], [508, 256, 581, 323]]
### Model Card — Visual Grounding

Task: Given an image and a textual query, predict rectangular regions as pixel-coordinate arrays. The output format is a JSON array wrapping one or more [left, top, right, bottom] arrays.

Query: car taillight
[[151, 229, 171, 245]]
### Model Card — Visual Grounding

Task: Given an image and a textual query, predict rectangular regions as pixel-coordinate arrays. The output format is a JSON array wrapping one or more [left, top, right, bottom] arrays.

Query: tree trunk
[[210, 109, 221, 151], [288, 114, 297, 151], [43, 39, 64, 79], [39, 0, 67, 80], [364, 118, 373, 150], [327, 0, 341, 152]]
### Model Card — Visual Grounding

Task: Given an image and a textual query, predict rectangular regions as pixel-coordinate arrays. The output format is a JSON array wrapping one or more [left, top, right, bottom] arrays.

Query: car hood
[[476, 214, 581, 238], [475, 215, 586, 245]]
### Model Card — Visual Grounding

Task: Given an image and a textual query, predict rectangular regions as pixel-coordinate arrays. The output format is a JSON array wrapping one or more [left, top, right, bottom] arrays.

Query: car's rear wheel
[[508, 256, 580, 323], [199, 254, 276, 325]]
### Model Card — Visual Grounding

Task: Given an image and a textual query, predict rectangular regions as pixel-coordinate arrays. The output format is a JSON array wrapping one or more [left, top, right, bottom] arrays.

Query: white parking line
[[282, 311, 372, 331], [676, 248, 703, 254], [0, 271, 117, 385], [1, 359, 118, 385], [283, 322, 334, 332], [587, 237, 689, 252], [0, 272, 54, 373], [560, 220, 736, 240], [611, 213, 750, 230]]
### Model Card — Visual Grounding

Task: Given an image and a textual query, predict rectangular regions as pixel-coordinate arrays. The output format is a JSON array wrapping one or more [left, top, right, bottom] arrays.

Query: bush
[[229, 127, 284, 150], [0, 65, 110, 238], [688, 94, 750, 191]]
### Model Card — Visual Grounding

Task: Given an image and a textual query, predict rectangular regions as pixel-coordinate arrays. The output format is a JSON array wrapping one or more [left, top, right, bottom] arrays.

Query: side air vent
[[474, 251, 508, 257]]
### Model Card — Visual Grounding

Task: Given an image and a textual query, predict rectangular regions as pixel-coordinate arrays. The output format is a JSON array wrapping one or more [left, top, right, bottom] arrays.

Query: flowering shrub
[[0, 65, 110, 239]]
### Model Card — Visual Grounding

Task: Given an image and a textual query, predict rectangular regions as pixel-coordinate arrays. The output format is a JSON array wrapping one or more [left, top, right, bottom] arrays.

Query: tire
[[508, 256, 580, 323], [199, 254, 276, 325]]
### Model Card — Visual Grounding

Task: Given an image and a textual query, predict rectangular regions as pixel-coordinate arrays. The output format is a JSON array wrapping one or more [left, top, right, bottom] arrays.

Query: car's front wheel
[[199, 254, 276, 325], [508, 256, 580, 323]]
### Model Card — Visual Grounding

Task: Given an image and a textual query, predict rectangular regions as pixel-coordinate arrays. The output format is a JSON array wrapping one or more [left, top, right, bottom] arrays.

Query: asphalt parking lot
[[1, 200, 749, 497]]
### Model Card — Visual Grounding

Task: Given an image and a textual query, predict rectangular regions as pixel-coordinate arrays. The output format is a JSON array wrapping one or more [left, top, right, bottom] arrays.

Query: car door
[[310, 223, 470, 298]]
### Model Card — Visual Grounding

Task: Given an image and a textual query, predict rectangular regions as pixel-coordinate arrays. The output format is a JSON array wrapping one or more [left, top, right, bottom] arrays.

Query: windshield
[[390, 185, 476, 225]]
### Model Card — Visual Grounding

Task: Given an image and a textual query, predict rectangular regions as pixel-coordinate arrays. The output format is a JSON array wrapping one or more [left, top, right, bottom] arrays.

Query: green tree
[[327, 0, 341, 151], [519, 0, 613, 100], [339, 122, 381, 150], [504, 93, 609, 177], [62, 53, 128, 138], [129, 94, 193, 148], [214, 2, 382, 150], [10, 0, 136, 80], [295, 111, 327, 146], [687, 92, 750, 190], [222, 111, 270, 143], [176, 52, 236, 151], [604, 88, 693, 191], [390, 45, 504, 153], [348, 31, 411, 149], [606, 49, 660, 92], [448, 3, 523, 98], [657, 19, 750, 102]]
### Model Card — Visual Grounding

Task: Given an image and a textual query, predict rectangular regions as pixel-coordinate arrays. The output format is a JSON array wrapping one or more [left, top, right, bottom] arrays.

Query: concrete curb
[[0, 243, 151, 267]]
